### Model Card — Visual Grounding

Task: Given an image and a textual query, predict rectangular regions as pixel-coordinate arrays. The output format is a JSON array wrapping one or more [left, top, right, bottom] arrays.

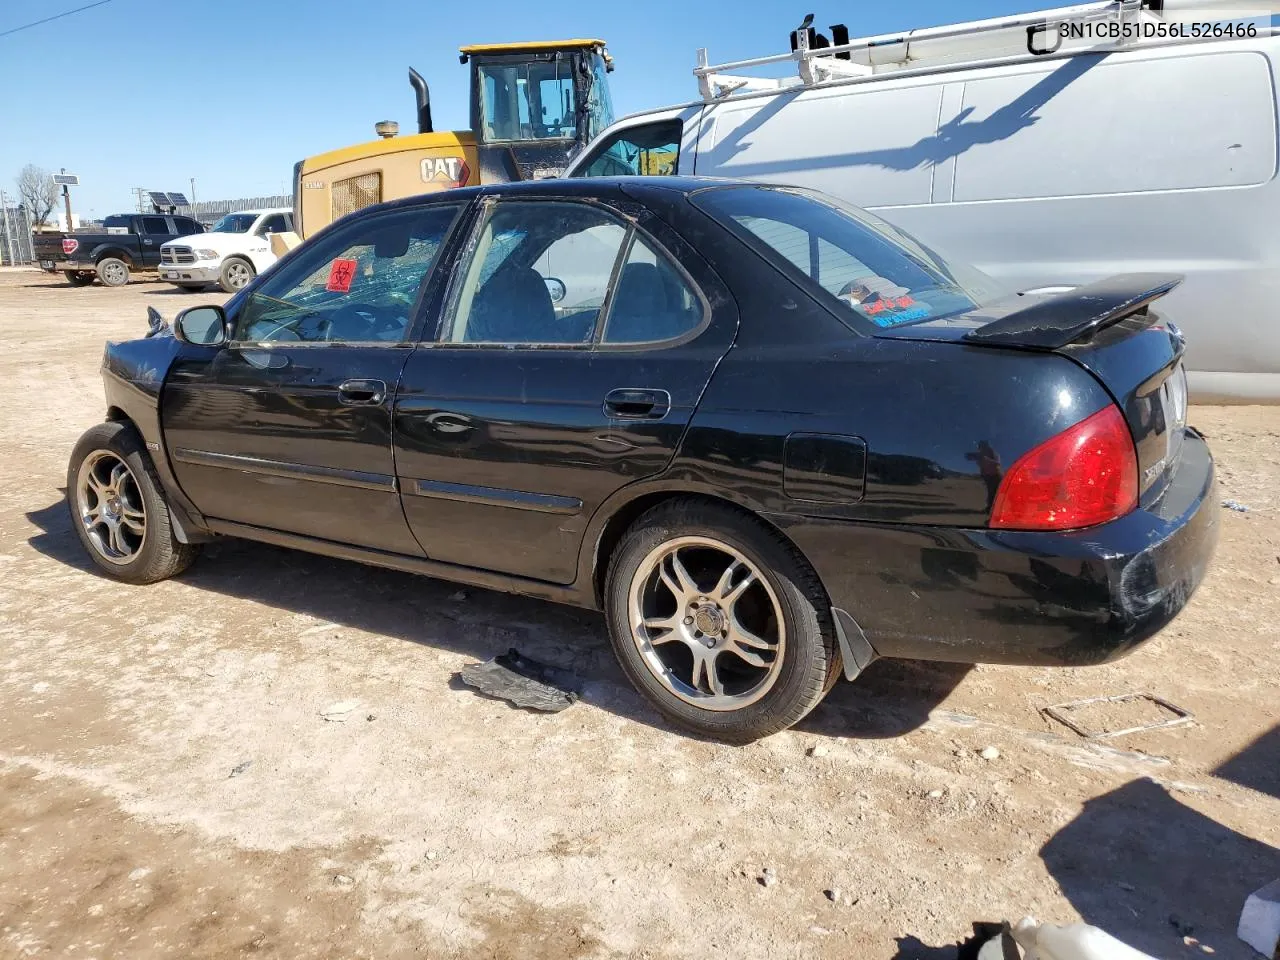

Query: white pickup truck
[[159, 208, 294, 293]]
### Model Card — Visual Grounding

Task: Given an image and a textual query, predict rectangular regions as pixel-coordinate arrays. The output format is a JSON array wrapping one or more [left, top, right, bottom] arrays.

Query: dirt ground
[[1, 267, 1277, 960]]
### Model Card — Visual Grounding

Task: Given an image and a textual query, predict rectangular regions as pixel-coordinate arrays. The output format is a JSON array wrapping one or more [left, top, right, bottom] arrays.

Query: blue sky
[[1, 0, 1054, 217]]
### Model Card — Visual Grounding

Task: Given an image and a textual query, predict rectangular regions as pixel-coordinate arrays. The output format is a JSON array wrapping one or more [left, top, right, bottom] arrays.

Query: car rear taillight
[[62, 238, 79, 255], [990, 405, 1138, 531]]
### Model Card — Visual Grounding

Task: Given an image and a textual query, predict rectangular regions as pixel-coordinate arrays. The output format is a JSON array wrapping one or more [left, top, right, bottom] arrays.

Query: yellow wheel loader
[[275, 39, 615, 254]]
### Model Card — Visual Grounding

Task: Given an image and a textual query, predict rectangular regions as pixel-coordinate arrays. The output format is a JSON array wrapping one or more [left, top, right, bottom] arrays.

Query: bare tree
[[15, 165, 57, 227]]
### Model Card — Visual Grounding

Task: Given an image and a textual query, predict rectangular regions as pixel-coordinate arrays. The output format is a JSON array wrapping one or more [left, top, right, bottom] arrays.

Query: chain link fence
[[0, 204, 36, 265]]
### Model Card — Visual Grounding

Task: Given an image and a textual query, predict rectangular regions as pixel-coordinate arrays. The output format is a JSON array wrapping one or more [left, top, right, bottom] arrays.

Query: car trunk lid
[[873, 274, 1190, 501]]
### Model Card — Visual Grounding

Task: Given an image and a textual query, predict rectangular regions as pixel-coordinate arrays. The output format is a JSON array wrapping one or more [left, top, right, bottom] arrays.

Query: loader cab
[[461, 40, 615, 182], [288, 39, 614, 244]]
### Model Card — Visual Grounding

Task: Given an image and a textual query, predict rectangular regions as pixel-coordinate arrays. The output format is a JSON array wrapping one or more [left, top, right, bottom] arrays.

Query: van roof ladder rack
[[694, 0, 1273, 100]]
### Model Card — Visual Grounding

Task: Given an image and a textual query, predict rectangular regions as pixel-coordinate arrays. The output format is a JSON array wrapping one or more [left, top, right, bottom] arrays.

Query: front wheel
[[64, 271, 95, 287], [604, 499, 839, 743], [96, 257, 130, 287], [66, 422, 199, 584], [218, 257, 255, 293]]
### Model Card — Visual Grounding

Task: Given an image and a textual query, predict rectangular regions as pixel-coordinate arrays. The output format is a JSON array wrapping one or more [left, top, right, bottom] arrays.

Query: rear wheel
[[96, 257, 130, 287], [64, 271, 95, 286], [604, 499, 839, 743], [219, 257, 255, 293], [66, 422, 199, 584]]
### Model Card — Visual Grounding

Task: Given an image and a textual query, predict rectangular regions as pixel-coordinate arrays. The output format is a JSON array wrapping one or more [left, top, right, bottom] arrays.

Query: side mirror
[[174, 305, 228, 346]]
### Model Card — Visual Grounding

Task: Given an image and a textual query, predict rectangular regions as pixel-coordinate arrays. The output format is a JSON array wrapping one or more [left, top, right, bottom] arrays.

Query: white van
[[566, 10, 1279, 402]]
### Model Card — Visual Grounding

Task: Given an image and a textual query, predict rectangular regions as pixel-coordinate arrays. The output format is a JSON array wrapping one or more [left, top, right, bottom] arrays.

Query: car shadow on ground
[[28, 496, 972, 743], [1040, 775, 1279, 958]]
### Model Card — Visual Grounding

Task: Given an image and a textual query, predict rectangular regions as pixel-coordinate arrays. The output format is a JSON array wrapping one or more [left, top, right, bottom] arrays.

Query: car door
[[162, 200, 465, 554], [138, 215, 174, 267], [392, 192, 738, 584]]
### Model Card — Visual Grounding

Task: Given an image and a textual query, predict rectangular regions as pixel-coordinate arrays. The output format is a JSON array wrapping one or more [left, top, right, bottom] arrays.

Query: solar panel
[[148, 191, 170, 208], [166, 192, 189, 207]]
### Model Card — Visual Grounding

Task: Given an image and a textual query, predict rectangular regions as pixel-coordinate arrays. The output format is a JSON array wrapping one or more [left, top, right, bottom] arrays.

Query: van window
[[576, 119, 682, 177], [952, 51, 1276, 201], [695, 186, 1000, 330]]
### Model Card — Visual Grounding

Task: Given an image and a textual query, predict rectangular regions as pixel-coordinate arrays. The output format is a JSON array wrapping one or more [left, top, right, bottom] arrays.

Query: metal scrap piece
[[1042, 692, 1193, 740], [458, 648, 580, 713]]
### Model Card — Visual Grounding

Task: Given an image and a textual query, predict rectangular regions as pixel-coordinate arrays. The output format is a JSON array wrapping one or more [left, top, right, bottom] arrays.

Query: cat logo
[[420, 156, 470, 187]]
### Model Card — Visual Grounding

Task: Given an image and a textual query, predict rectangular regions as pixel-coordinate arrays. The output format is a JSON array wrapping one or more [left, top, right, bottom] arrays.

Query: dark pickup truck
[[37, 213, 204, 287]]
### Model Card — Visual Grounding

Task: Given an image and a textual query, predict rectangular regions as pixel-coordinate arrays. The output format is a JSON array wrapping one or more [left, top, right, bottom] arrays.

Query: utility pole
[[190, 177, 196, 204], [60, 167, 74, 231]]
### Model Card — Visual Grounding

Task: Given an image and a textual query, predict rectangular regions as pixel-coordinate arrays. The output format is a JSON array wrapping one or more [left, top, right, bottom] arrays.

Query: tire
[[66, 421, 199, 584], [96, 257, 130, 287], [604, 498, 840, 743], [64, 271, 95, 287], [218, 257, 255, 293]]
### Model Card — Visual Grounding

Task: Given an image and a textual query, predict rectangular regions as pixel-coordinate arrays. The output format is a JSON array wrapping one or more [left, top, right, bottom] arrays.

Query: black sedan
[[66, 177, 1218, 742]]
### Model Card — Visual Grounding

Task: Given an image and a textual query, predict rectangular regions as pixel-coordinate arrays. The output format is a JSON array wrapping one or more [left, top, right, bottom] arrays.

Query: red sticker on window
[[326, 257, 357, 293]]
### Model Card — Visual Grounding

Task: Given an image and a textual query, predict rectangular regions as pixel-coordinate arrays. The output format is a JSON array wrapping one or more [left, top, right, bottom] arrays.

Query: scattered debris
[[128, 867, 151, 882], [824, 887, 841, 902], [1117, 882, 1135, 892], [319, 701, 360, 722], [928, 789, 945, 799], [1238, 879, 1280, 959], [979, 745, 1001, 761], [1043, 693, 1194, 740], [425, 851, 437, 861], [1169, 914, 1195, 938], [1222, 499, 1250, 512], [333, 874, 354, 887], [1010, 915, 1161, 959], [366, 713, 376, 722], [457, 648, 580, 713], [228, 760, 253, 778], [247, 933, 267, 950], [448, 590, 468, 602], [807, 744, 829, 758], [759, 867, 777, 888]]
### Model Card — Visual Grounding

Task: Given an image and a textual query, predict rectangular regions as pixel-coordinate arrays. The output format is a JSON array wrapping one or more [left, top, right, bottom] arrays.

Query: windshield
[[478, 58, 577, 142], [692, 186, 1006, 331], [210, 213, 257, 233]]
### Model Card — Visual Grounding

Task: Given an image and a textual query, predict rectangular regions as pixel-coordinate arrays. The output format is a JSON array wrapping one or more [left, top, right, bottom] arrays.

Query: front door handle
[[338, 378, 386, 406], [603, 387, 671, 420]]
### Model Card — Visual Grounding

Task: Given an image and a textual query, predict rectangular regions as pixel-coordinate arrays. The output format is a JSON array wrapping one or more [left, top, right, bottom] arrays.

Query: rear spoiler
[[963, 273, 1183, 350]]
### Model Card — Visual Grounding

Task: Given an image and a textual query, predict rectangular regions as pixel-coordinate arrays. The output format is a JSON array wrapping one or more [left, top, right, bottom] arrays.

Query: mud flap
[[832, 608, 877, 681]]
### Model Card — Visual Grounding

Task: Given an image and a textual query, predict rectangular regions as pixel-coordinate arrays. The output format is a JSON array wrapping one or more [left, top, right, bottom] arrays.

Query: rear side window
[[141, 216, 171, 235], [576, 119, 682, 178], [695, 186, 1002, 329]]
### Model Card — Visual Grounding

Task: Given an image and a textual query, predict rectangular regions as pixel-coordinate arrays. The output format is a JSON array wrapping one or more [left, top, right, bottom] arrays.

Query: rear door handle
[[603, 387, 671, 420], [338, 378, 386, 406]]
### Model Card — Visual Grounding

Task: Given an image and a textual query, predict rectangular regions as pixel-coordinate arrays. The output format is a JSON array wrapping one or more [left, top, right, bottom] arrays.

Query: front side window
[[233, 205, 459, 344], [257, 214, 289, 236], [210, 213, 256, 234], [576, 119, 682, 178], [479, 58, 577, 142], [693, 186, 1005, 330]]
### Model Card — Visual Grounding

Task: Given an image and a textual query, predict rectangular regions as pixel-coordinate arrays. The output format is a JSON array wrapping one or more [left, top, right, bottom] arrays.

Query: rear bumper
[[771, 430, 1219, 668]]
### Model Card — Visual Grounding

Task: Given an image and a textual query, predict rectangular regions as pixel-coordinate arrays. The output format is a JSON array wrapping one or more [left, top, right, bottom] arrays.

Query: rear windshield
[[692, 186, 1004, 330]]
